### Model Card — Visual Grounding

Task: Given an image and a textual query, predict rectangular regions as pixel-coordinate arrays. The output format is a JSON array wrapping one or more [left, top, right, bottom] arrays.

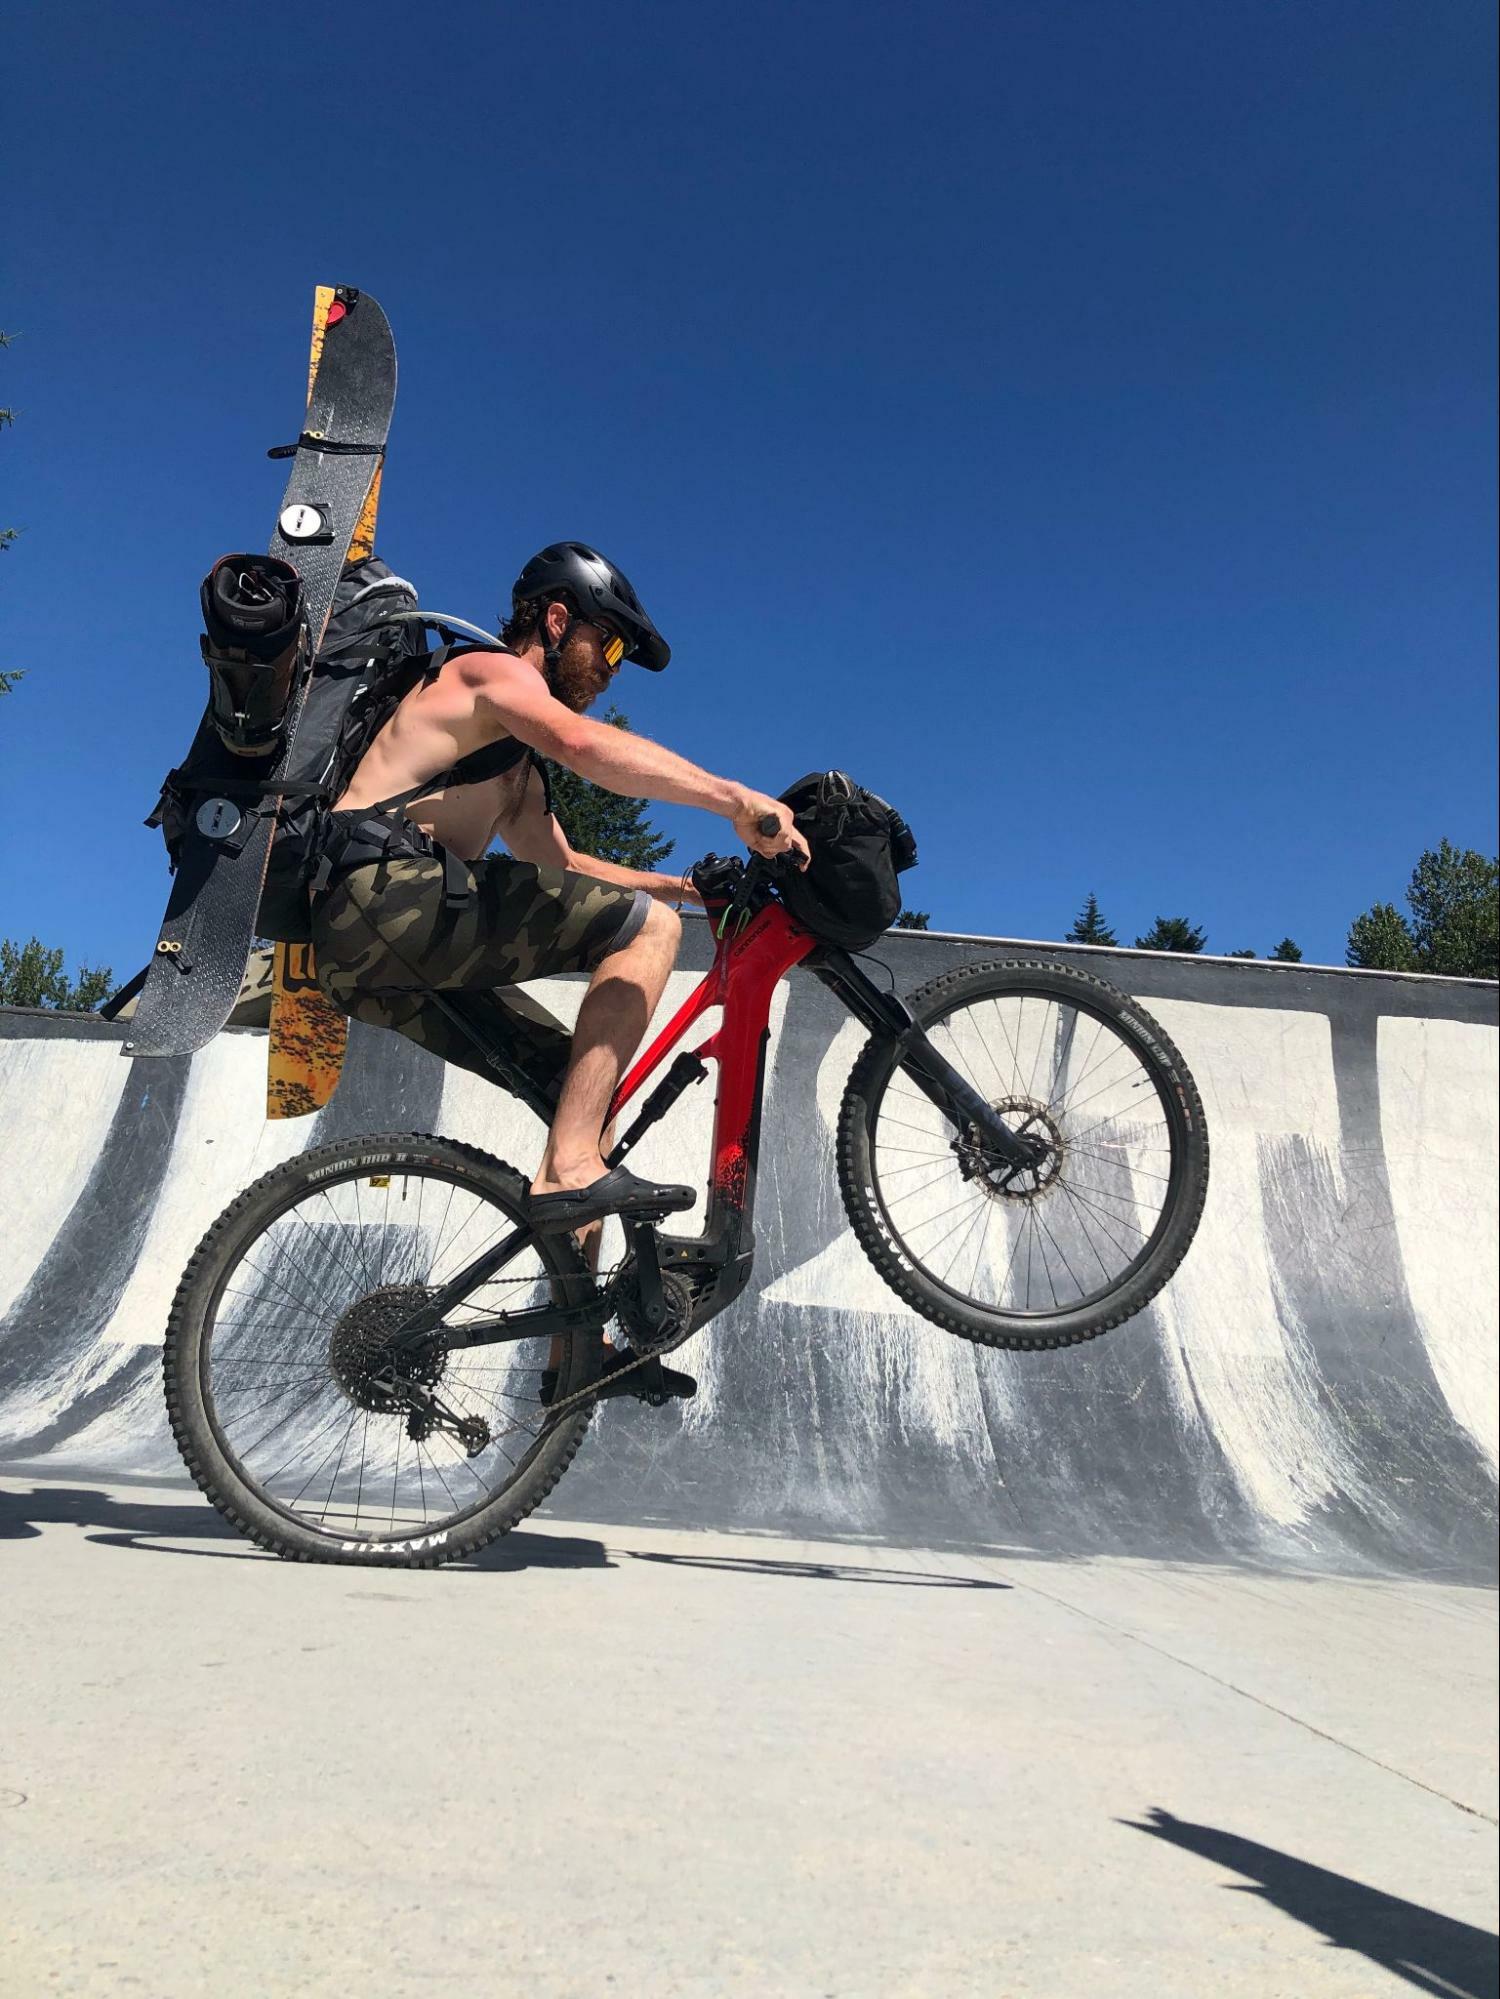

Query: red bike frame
[[403, 885, 1027, 1354], [608, 901, 816, 1234]]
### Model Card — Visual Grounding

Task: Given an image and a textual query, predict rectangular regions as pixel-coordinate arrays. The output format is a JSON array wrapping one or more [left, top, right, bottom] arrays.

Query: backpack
[[776, 770, 919, 950], [256, 556, 434, 941], [150, 556, 459, 945]]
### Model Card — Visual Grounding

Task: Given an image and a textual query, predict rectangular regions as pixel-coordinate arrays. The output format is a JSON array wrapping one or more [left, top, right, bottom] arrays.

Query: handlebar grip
[[757, 813, 781, 836]]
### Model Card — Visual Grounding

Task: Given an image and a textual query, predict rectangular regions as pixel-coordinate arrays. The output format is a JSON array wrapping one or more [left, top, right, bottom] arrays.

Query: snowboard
[[267, 941, 349, 1117], [124, 285, 396, 1059], [263, 288, 378, 1118]]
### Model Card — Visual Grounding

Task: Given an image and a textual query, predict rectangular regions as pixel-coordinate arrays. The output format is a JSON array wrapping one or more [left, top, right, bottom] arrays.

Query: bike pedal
[[596, 1351, 697, 1405]]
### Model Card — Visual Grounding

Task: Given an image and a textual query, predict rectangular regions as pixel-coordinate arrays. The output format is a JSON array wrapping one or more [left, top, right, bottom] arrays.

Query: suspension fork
[[807, 947, 1040, 1168]]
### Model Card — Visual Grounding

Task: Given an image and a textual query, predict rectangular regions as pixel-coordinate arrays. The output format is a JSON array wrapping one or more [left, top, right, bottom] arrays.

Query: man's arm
[[496, 762, 701, 905], [456, 651, 807, 861]]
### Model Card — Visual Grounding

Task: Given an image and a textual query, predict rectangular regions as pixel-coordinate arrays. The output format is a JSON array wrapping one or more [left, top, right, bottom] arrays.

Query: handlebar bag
[[776, 770, 918, 950]]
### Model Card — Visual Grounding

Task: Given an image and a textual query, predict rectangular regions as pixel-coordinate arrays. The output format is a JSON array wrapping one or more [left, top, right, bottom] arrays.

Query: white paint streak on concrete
[[1379, 1015, 1500, 1468], [105, 1036, 308, 1347], [766, 1012, 913, 1327], [764, 1015, 1016, 1450], [0, 1038, 127, 1320], [1144, 1000, 1372, 1533]]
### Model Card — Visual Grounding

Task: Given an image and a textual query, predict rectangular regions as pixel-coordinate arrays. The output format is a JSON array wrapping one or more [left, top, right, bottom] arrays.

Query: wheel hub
[[328, 1284, 445, 1413], [956, 1097, 1065, 1202]]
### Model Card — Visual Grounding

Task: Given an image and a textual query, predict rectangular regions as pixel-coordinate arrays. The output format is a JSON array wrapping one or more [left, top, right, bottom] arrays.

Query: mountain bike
[[163, 847, 1210, 1566]]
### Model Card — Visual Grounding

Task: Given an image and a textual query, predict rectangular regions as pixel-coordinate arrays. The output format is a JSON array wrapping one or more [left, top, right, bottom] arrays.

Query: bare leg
[[531, 902, 680, 1198], [538, 903, 679, 1377]]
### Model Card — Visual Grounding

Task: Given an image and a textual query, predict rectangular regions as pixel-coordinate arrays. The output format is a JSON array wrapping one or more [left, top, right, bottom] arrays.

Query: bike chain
[[505, 1268, 699, 1435], [441, 1311, 691, 1453]]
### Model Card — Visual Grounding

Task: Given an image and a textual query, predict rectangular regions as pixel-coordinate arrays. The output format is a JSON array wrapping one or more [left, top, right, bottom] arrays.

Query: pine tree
[[544, 706, 675, 871], [1226, 948, 1256, 959], [1134, 916, 1206, 954], [1346, 902, 1418, 972], [0, 937, 113, 1011], [896, 910, 930, 930], [1271, 938, 1303, 962], [1066, 893, 1117, 946]]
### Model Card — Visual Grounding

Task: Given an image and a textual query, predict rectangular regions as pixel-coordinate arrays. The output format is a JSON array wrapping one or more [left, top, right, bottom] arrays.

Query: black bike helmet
[[512, 541, 670, 671]]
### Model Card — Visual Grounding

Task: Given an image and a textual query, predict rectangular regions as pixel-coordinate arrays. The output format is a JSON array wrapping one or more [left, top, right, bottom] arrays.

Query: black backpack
[[258, 556, 439, 941], [776, 770, 918, 950], [150, 556, 460, 945]]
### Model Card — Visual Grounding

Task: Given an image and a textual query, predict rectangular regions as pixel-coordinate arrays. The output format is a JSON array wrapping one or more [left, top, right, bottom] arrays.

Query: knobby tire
[[836, 959, 1210, 1349], [163, 1134, 599, 1567]]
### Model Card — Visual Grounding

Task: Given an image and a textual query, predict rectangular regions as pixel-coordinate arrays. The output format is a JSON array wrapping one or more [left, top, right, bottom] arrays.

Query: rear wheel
[[163, 1134, 601, 1566], [837, 960, 1209, 1349]]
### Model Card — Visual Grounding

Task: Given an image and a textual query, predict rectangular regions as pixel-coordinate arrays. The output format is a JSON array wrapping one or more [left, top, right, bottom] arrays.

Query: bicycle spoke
[[867, 978, 1185, 1320], [194, 1152, 598, 1550]]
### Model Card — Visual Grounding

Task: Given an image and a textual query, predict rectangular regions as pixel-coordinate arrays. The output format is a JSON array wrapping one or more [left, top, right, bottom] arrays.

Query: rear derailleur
[[328, 1283, 494, 1457], [397, 1382, 491, 1456]]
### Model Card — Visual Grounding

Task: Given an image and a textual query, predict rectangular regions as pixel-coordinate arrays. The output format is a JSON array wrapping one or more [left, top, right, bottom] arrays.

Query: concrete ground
[[2, 1469, 1496, 1999]]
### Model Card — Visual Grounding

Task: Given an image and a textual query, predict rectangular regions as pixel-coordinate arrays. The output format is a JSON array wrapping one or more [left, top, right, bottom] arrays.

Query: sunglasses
[[572, 615, 624, 671], [590, 623, 627, 668]]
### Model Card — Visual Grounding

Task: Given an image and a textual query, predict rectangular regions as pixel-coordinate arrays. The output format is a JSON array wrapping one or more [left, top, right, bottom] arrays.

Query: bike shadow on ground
[[0, 1480, 611, 1572], [616, 1547, 1010, 1590], [1124, 1807, 1500, 1999], [0, 1479, 1010, 1587]]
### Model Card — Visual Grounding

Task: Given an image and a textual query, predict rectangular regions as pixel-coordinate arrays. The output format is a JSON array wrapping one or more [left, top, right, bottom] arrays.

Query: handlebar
[[757, 813, 780, 837]]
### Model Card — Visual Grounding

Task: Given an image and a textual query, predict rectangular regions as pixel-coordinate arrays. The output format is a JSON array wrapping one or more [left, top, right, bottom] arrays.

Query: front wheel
[[837, 960, 1209, 1350]]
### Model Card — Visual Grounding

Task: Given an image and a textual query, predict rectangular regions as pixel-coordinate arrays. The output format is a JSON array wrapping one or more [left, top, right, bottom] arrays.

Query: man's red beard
[[547, 631, 610, 714]]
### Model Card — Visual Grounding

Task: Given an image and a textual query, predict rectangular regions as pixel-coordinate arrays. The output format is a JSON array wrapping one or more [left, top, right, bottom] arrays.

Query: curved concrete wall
[[3, 929, 1495, 1579]]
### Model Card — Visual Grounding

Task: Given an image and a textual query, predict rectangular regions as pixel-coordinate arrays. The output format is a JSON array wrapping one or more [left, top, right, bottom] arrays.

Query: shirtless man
[[310, 541, 808, 1243]]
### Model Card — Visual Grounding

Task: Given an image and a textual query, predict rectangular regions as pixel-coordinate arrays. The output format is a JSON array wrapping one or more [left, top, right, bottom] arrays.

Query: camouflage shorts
[[310, 848, 650, 1118]]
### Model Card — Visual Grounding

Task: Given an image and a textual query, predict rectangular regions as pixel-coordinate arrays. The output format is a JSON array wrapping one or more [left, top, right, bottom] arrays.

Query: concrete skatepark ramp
[[2, 927, 1495, 1579]]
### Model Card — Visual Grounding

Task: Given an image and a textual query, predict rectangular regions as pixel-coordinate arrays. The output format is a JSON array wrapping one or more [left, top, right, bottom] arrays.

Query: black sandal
[[528, 1166, 696, 1233]]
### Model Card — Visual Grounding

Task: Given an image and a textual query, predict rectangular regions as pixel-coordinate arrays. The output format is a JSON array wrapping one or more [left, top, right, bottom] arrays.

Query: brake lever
[[712, 818, 785, 937]]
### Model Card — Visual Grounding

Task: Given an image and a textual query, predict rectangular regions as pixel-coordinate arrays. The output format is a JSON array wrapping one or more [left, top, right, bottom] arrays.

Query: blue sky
[[2, 0, 1495, 981]]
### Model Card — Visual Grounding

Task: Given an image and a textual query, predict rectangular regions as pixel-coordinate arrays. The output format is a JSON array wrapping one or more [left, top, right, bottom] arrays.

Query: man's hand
[[732, 793, 811, 868]]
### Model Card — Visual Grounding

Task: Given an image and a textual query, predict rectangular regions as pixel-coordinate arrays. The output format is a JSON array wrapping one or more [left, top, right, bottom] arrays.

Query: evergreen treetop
[[1134, 916, 1207, 954], [1066, 892, 1118, 946], [543, 706, 675, 873]]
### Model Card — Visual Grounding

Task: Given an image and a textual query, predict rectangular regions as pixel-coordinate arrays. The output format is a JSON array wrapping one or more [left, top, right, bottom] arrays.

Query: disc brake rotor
[[955, 1096, 1065, 1202]]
